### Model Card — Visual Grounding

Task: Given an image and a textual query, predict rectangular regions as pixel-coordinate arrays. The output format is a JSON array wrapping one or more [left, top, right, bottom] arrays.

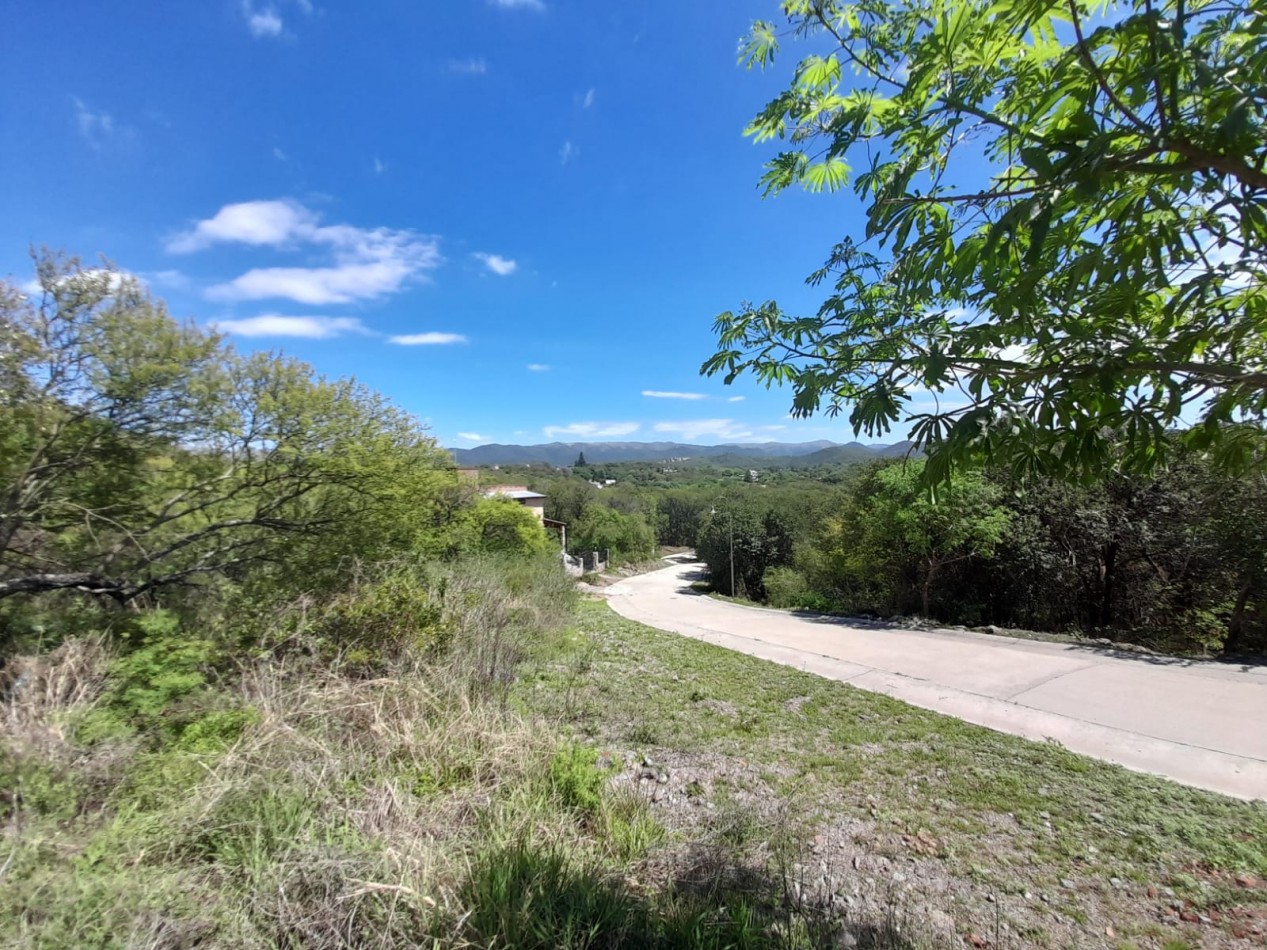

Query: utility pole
[[728, 509, 735, 598]]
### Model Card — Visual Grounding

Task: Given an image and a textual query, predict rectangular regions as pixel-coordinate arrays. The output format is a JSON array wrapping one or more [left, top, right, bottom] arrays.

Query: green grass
[[515, 600, 1267, 924], [6, 592, 1265, 949]]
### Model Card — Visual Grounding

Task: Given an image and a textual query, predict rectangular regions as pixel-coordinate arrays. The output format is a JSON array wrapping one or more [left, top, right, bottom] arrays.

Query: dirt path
[[606, 560, 1267, 800]]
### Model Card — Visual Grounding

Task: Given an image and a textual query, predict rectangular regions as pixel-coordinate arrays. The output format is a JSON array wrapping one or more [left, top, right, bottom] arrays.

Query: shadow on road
[[666, 565, 1265, 671]]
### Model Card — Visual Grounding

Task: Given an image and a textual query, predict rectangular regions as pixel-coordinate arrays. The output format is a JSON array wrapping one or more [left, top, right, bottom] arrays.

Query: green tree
[[704, 0, 1267, 481], [575, 452, 588, 467], [569, 507, 656, 564], [861, 462, 1012, 617], [697, 503, 796, 599], [545, 478, 598, 525], [443, 498, 553, 557], [0, 253, 452, 606]]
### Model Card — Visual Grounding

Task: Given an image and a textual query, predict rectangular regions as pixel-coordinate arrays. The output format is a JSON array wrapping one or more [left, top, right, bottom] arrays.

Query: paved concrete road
[[606, 560, 1267, 801]]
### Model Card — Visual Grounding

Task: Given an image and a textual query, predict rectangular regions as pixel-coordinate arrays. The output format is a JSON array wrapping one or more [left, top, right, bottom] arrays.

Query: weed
[[549, 742, 608, 816]]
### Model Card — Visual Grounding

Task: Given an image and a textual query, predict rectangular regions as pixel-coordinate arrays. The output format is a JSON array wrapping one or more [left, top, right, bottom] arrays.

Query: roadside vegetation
[[496, 447, 1266, 657]]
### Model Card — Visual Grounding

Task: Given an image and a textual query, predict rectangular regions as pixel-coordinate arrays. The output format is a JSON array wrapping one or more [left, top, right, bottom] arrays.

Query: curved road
[[606, 559, 1267, 801]]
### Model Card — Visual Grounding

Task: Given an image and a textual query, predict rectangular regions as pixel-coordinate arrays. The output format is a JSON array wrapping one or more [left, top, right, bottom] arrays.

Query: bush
[[548, 743, 607, 816], [104, 611, 216, 728], [307, 566, 446, 673], [763, 566, 810, 609]]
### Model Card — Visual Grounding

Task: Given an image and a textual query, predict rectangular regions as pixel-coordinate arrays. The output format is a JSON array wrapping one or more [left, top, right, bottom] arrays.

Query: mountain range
[[449, 440, 917, 467]]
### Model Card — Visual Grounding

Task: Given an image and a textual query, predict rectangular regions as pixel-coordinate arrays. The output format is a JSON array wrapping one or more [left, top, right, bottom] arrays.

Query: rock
[[1235, 874, 1260, 888], [1060, 878, 1076, 889], [655, 771, 669, 784]]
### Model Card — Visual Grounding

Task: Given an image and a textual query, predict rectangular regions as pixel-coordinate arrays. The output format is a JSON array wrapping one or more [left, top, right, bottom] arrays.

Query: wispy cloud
[[558, 140, 577, 165], [73, 97, 114, 148], [652, 419, 756, 442], [243, 2, 283, 37], [527, 363, 550, 372], [272, 146, 287, 161], [457, 432, 487, 442], [582, 87, 596, 109], [489, 0, 545, 10], [147, 269, 189, 291], [642, 390, 705, 400], [373, 156, 386, 175], [211, 315, 370, 338], [474, 252, 517, 276], [387, 332, 467, 346], [727, 395, 745, 403], [543, 422, 640, 439], [169, 199, 443, 305], [448, 57, 488, 75]]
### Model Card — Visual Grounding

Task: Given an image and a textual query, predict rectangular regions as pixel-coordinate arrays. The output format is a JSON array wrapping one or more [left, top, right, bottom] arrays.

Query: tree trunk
[[921, 559, 938, 618], [1098, 541, 1118, 632], [1224, 580, 1255, 655]]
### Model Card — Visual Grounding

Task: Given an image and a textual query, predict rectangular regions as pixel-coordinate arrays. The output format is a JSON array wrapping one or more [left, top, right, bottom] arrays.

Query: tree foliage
[[569, 506, 657, 563], [704, 0, 1267, 480], [0, 253, 453, 606]]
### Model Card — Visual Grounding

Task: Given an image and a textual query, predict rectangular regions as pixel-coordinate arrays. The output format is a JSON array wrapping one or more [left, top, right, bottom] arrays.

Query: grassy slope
[[4, 595, 1266, 950], [513, 600, 1267, 949]]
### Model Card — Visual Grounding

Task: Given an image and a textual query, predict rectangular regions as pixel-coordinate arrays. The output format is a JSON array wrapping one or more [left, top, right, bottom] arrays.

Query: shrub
[[104, 611, 215, 727], [763, 566, 810, 609], [308, 567, 446, 673], [548, 743, 607, 816]]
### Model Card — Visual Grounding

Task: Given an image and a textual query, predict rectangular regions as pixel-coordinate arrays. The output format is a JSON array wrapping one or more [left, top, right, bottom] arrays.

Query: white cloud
[[272, 146, 287, 161], [652, 419, 756, 442], [457, 432, 487, 442], [527, 363, 550, 372], [559, 140, 577, 165], [642, 390, 705, 400], [373, 156, 386, 175], [24, 268, 138, 298], [489, 0, 545, 10], [170, 199, 443, 305], [73, 97, 114, 147], [243, 3, 283, 37], [543, 422, 640, 439], [211, 315, 370, 338], [167, 199, 317, 253], [727, 395, 745, 403], [474, 252, 517, 276], [582, 87, 596, 109], [448, 57, 488, 74], [387, 332, 467, 346]]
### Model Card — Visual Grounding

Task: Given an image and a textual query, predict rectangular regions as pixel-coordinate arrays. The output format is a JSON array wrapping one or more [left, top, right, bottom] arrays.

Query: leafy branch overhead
[[703, 0, 1267, 480]]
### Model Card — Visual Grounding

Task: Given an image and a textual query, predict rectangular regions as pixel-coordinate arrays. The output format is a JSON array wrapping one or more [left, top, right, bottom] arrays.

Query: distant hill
[[449, 440, 915, 467]]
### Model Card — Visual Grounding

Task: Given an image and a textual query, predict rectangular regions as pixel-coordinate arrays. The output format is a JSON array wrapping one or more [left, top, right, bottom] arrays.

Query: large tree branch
[[0, 573, 128, 602]]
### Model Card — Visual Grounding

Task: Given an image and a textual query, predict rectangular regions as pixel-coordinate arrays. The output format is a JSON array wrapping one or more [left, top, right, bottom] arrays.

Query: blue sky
[[2, 0, 873, 448]]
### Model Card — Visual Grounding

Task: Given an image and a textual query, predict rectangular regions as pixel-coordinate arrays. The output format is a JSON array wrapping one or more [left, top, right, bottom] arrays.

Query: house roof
[[485, 489, 546, 501]]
